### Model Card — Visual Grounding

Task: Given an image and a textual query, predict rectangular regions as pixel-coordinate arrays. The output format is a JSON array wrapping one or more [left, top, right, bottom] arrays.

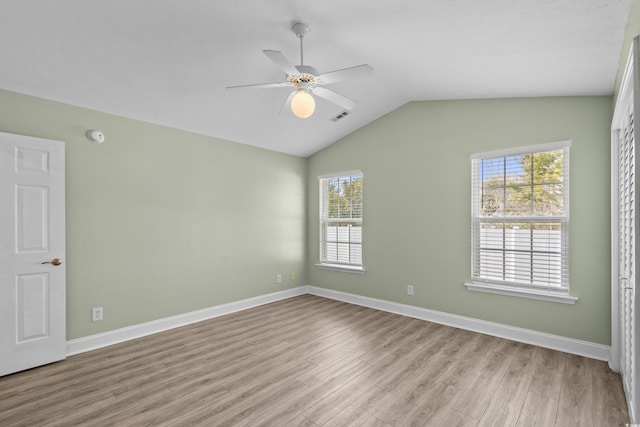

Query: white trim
[[626, 381, 638, 425], [66, 285, 609, 363], [613, 39, 638, 126], [305, 286, 609, 361], [470, 140, 571, 160], [464, 282, 578, 304], [610, 125, 621, 372], [318, 169, 363, 179], [66, 287, 306, 356], [315, 263, 366, 274]]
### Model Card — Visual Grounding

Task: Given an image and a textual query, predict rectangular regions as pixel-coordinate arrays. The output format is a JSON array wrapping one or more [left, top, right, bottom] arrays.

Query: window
[[466, 141, 576, 304], [317, 171, 364, 272]]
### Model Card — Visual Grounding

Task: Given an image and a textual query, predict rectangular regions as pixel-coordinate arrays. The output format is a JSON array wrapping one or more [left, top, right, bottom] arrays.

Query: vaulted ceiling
[[0, 0, 631, 157]]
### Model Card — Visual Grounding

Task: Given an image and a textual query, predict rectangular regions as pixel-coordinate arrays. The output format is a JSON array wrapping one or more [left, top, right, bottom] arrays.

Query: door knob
[[42, 258, 63, 266]]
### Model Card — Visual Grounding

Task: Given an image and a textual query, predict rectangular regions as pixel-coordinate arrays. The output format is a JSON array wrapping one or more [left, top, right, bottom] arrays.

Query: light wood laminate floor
[[0, 294, 629, 426]]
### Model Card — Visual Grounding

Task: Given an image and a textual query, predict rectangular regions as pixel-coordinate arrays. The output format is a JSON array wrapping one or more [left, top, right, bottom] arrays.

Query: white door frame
[[611, 124, 621, 373], [611, 36, 639, 423]]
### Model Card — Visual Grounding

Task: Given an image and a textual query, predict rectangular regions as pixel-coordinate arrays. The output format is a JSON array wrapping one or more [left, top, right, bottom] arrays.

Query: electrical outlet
[[276, 273, 282, 284], [407, 285, 414, 296], [291, 272, 296, 280], [92, 307, 103, 321]]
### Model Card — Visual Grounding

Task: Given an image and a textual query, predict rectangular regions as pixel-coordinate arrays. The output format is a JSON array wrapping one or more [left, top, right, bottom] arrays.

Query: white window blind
[[471, 142, 570, 293], [319, 172, 363, 269]]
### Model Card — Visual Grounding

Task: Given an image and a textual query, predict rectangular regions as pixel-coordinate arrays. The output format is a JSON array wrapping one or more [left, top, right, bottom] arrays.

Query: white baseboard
[[66, 287, 306, 356], [67, 285, 610, 362], [305, 286, 611, 361], [624, 379, 637, 424]]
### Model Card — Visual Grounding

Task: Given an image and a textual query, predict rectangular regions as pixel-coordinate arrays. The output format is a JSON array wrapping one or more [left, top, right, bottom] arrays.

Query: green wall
[[3, 1, 637, 345], [308, 96, 613, 345], [0, 93, 616, 345], [0, 89, 307, 340]]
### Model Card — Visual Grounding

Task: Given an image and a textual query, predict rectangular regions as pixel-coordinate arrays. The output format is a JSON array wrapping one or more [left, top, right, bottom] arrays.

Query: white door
[[612, 36, 639, 423], [0, 131, 66, 376], [616, 102, 637, 419]]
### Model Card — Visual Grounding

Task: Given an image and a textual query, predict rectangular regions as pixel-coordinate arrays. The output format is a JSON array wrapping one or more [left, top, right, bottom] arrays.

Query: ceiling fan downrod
[[292, 22, 310, 66]]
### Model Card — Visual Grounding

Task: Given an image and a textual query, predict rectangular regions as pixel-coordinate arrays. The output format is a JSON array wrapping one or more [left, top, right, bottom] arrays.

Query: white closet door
[[612, 36, 639, 424], [618, 101, 636, 414]]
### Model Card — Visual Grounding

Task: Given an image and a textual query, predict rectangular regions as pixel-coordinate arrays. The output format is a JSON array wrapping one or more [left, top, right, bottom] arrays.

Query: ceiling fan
[[226, 22, 373, 119]]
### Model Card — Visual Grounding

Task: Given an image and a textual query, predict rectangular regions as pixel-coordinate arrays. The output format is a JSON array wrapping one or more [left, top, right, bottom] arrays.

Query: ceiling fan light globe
[[291, 89, 315, 118]]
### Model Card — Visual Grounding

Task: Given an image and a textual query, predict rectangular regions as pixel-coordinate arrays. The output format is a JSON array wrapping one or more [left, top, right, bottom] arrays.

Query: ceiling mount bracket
[[291, 22, 310, 38]]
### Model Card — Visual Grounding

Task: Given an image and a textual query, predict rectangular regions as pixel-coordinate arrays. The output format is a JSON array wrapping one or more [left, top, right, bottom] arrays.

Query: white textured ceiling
[[0, 0, 630, 157]]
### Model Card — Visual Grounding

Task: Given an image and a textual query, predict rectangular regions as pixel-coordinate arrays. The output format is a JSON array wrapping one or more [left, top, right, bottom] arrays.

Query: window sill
[[315, 263, 366, 274], [464, 282, 578, 305]]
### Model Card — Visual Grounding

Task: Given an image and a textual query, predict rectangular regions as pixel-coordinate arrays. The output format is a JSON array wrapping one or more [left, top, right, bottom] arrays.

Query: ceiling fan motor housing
[[295, 65, 319, 76]]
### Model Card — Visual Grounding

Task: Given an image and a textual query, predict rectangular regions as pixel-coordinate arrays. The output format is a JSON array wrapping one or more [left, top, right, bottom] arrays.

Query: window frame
[[465, 141, 577, 304], [316, 171, 365, 274]]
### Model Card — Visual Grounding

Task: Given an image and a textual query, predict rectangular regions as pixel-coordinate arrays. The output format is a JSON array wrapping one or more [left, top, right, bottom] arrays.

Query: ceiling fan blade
[[279, 90, 296, 114], [226, 82, 290, 91], [263, 50, 299, 76], [318, 64, 373, 84], [311, 87, 357, 111]]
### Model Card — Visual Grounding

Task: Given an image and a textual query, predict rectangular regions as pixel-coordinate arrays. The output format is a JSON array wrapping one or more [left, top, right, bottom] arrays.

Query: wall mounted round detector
[[86, 130, 105, 143]]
